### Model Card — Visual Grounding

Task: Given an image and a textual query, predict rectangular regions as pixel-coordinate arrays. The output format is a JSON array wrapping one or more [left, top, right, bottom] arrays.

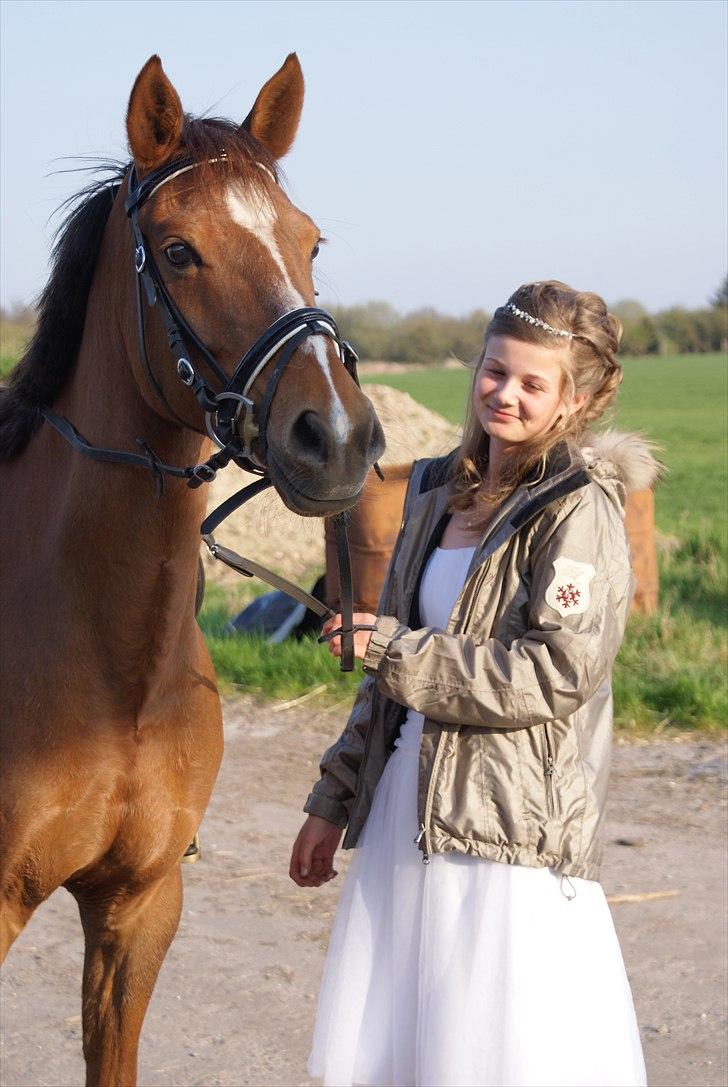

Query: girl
[[290, 281, 655, 1087]]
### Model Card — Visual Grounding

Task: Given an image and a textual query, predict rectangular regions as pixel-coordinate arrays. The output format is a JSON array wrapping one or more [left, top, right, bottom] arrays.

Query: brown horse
[[0, 54, 383, 1085]]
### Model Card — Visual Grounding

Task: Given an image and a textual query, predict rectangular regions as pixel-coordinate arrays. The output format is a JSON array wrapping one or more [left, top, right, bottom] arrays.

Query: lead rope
[[325, 513, 376, 671]]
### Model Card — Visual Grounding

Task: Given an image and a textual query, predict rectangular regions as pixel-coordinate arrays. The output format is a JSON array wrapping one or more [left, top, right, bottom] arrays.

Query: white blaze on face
[[225, 181, 302, 307], [225, 180, 351, 439]]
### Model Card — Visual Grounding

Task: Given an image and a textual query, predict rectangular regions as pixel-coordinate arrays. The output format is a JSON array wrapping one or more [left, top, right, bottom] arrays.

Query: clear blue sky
[[1, 0, 726, 315]]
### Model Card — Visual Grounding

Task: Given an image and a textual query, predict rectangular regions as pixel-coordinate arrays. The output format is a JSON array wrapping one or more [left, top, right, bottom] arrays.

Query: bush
[[324, 294, 727, 363], [326, 301, 490, 365], [656, 306, 727, 354]]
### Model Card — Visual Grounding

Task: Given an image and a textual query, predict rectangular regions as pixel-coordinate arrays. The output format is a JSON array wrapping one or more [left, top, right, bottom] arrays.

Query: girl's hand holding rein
[[321, 612, 378, 661]]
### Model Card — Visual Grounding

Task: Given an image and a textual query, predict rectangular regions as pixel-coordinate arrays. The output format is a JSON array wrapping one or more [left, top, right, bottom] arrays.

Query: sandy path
[[1, 696, 725, 1087]]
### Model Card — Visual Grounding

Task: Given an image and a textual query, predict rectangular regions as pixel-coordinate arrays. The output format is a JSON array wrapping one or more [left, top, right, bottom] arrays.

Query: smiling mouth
[[489, 407, 518, 419]]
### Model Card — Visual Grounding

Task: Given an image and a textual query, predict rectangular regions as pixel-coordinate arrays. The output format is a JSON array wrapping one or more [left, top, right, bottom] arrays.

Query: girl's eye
[[164, 243, 195, 268], [311, 242, 320, 261], [526, 383, 543, 392]]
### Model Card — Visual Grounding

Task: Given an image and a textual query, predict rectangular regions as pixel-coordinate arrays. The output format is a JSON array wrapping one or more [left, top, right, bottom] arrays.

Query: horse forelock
[[178, 115, 281, 194]]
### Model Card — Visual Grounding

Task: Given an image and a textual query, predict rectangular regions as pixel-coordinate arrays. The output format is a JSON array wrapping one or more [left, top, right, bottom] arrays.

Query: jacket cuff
[[303, 791, 349, 828], [363, 614, 405, 675]]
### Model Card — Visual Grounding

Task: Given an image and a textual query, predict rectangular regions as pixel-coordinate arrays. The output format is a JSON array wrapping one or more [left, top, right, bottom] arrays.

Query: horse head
[[124, 54, 385, 516]]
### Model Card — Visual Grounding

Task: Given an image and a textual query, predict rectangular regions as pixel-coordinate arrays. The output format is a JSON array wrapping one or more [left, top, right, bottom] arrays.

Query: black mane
[[0, 116, 278, 462], [0, 167, 124, 461]]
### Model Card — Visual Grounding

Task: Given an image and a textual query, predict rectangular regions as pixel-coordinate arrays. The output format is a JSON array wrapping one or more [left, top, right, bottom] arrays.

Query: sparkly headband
[[504, 302, 574, 339]]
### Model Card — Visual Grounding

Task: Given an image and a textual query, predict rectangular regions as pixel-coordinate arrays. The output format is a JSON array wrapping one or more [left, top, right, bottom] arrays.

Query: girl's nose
[[495, 379, 518, 403]]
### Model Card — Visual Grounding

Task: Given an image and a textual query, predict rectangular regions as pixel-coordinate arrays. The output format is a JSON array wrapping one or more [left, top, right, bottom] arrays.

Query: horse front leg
[[74, 866, 183, 1087]]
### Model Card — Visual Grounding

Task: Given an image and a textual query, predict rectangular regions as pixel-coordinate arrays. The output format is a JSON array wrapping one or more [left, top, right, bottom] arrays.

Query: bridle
[[41, 154, 382, 671], [124, 156, 365, 484]]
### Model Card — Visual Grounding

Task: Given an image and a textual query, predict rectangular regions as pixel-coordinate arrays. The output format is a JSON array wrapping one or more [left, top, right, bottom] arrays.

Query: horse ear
[[126, 56, 184, 172], [242, 53, 304, 160]]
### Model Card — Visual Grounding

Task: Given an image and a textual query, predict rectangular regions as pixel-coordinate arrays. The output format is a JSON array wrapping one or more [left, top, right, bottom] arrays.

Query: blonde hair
[[450, 280, 623, 524]]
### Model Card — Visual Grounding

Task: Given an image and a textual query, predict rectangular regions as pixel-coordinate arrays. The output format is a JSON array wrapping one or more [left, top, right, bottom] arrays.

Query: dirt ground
[[1, 695, 726, 1087]]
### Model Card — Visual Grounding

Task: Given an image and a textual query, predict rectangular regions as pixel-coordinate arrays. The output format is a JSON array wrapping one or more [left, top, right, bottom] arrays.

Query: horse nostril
[[292, 410, 329, 463]]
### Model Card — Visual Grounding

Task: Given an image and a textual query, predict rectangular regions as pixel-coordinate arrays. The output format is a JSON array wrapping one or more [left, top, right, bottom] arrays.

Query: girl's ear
[[242, 53, 304, 159], [569, 392, 590, 417], [126, 56, 184, 172]]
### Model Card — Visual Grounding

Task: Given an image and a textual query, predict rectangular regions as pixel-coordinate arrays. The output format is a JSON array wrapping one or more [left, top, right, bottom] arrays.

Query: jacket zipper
[[346, 688, 379, 834], [417, 727, 448, 864], [347, 487, 415, 834], [543, 722, 556, 817]]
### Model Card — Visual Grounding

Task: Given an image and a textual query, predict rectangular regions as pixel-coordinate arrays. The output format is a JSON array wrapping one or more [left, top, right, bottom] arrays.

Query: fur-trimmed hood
[[584, 430, 663, 496]]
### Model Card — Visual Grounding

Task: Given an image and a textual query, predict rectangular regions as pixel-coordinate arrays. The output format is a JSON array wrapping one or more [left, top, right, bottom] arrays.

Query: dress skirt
[[307, 740, 647, 1087], [308, 546, 647, 1087]]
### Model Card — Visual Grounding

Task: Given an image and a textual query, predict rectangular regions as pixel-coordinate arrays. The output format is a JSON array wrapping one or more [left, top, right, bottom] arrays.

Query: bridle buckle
[[177, 358, 195, 386], [190, 463, 217, 485], [342, 339, 359, 366], [134, 245, 146, 274]]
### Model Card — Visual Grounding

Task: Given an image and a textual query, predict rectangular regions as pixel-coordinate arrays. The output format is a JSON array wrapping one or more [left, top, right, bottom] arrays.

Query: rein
[[40, 156, 383, 672]]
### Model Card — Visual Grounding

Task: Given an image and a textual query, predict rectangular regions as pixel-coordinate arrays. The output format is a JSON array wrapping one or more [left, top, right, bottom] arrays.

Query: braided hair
[[450, 280, 624, 522]]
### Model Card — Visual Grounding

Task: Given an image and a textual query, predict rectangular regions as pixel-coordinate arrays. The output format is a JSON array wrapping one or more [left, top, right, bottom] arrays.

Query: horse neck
[[50, 199, 214, 692]]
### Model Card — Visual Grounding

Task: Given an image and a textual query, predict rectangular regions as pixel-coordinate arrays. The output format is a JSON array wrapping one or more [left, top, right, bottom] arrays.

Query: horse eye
[[311, 243, 320, 261], [164, 243, 194, 268]]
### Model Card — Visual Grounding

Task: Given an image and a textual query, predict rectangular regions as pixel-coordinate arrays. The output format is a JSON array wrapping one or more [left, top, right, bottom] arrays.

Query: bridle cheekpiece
[[124, 155, 362, 487]]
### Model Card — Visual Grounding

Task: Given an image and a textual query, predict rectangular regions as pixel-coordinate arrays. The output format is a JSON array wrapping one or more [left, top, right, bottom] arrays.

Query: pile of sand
[[202, 384, 461, 586]]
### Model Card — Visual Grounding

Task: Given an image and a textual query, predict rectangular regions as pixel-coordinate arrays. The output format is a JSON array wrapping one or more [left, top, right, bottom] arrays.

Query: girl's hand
[[290, 815, 344, 888], [321, 612, 378, 661]]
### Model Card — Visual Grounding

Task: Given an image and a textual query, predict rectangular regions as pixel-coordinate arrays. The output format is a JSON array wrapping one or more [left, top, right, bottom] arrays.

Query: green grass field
[[3, 330, 726, 731], [0, 321, 32, 379]]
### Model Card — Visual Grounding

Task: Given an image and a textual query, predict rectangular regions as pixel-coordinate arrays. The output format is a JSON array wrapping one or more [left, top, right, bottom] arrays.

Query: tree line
[[327, 278, 727, 363], [2, 278, 726, 365]]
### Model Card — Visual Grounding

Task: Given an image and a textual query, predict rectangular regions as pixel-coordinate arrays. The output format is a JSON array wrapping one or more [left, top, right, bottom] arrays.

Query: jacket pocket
[[541, 722, 558, 818]]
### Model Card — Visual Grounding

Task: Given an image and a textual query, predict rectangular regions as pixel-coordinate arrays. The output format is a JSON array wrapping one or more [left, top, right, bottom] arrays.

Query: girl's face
[[473, 334, 585, 447]]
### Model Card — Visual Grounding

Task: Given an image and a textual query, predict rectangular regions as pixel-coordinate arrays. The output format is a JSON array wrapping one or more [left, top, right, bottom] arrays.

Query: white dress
[[309, 546, 647, 1087]]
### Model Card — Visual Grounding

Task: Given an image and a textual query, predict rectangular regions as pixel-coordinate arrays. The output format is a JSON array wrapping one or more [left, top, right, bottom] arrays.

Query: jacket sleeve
[[362, 488, 634, 730], [302, 673, 376, 826]]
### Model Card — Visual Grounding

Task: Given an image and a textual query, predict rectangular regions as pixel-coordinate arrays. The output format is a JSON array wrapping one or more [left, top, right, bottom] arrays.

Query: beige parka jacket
[[304, 432, 660, 881]]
